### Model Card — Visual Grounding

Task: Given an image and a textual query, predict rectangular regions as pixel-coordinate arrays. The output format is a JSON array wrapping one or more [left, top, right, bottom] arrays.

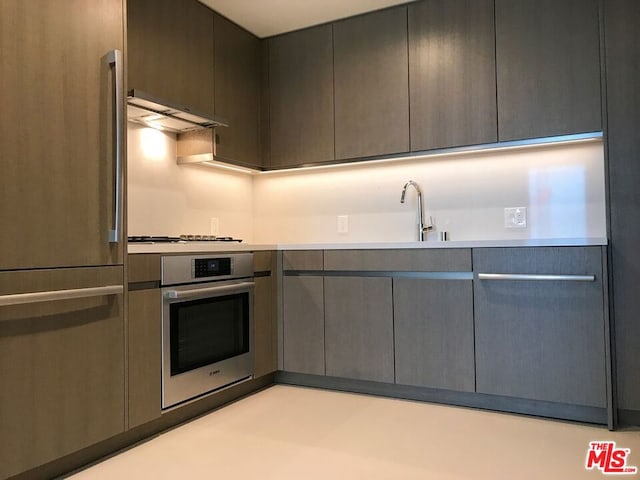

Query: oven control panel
[[193, 258, 232, 278], [161, 253, 253, 286]]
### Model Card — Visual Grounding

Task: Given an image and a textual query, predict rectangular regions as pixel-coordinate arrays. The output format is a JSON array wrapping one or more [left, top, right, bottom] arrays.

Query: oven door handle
[[163, 281, 255, 300]]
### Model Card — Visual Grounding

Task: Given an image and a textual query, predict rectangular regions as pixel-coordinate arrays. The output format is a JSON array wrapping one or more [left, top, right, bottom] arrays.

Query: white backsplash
[[128, 123, 606, 245], [127, 124, 254, 241], [252, 140, 606, 243]]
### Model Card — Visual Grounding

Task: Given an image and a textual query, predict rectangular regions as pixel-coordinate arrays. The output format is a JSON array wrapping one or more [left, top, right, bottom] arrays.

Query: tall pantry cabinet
[[0, 1, 126, 478]]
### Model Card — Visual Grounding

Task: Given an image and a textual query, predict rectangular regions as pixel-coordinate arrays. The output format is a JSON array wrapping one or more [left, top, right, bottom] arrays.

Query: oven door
[[161, 279, 254, 409]]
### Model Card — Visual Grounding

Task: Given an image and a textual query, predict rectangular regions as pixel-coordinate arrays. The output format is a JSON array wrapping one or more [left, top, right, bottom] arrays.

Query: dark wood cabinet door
[[394, 278, 475, 392], [282, 276, 325, 375], [495, 0, 601, 141], [409, 0, 497, 151], [603, 0, 640, 415], [214, 14, 261, 168], [0, 0, 124, 270], [127, 0, 214, 116], [253, 251, 277, 378], [0, 267, 125, 479], [324, 277, 394, 383], [268, 25, 335, 167], [128, 288, 162, 429], [334, 6, 410, 160], [473, 247, 607, 408]]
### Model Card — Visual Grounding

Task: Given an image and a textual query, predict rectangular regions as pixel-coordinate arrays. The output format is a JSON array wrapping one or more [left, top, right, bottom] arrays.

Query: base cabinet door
[[0, 267, 125, 479], [282, 276, 325, 375], [473, 247, 607, 407], [128, 288, 162, 429], [394, 278, 475, 392], [254, 275, 277, 378], [324, 277, 394, 383]]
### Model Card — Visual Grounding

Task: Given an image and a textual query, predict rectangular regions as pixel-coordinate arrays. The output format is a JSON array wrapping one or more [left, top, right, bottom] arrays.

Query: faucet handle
[[423, 216, 434, 232]]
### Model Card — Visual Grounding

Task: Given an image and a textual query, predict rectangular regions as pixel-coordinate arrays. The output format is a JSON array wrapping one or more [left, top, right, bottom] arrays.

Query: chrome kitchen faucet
[[400, 180, 433, 242]]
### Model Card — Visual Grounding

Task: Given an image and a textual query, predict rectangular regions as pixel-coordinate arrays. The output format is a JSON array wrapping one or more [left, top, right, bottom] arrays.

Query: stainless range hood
[[127, 89, 228, 133]]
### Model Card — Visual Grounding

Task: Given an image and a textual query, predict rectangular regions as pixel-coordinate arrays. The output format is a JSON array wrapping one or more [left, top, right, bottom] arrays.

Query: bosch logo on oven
[[209, 370, 221, 376]]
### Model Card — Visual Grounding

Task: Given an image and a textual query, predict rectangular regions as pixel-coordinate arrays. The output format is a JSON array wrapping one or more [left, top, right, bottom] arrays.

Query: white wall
[[252, 140, 606, 243], [127, 124, 606, 244], [127, 123, 254, 241]]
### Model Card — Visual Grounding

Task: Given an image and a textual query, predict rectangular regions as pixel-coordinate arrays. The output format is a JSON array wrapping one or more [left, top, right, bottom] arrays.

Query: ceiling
[[199, 0, 412, 38]]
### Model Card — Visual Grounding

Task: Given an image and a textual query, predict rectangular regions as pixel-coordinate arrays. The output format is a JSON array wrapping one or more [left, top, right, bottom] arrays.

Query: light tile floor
[[68, 385, 640, 479]]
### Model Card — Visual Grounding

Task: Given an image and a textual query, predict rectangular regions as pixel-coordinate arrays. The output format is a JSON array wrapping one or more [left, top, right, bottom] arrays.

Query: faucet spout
[[400, 180, 432, 241]]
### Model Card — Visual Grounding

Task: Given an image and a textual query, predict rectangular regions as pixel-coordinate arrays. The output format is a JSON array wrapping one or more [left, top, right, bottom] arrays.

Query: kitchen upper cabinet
[[0, 267, 125, 479], [334, 6, 410, 160], [214, 14, 262, 168], [495, 0, 601, 141], [473, 247, 607, 408], [268, 25, 335, 167], [603, 0, 640, 421], [127, 0, 215, 116], [408, 0, 497, 151], [324, 277, 394, 383], [0, 0, 124, 270], [394, 278, 474, 392]]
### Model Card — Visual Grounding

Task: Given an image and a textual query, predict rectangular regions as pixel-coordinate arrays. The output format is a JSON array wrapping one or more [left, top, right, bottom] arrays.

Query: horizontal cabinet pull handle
[[0, 285, 123, 307], [477, 273, 595, 282]]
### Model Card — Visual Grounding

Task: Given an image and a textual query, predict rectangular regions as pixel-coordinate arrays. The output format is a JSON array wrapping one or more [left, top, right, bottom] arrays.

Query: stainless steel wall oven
[[161, 253, 254, 409]]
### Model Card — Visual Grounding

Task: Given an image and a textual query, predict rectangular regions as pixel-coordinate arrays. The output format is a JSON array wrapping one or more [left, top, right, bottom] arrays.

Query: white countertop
[[128, 237, 608, 254]]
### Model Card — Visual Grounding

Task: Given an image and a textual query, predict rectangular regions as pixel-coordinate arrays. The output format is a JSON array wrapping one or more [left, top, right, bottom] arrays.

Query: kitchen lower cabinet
[[0, 267, 125, 479], [282, 276, 325, 375], [128, 288, 162, 429], [324, 277, 394, 383], [0, 0, 124, 270], [254, 252, 277, 378], [473, 247, 607, 407], [394, 278, 474, 392], [495, 0, 601, 141]]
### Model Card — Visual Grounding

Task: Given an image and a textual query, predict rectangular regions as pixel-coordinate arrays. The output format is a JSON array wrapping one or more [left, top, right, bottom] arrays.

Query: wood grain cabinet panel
[[253, 252, 277, 378], [473, 247, 607, 407], [495, 0, 601, 141], [214, 14, 261, 168], [334, 6, 410, 160], [268, 25, 335, 167], [409, 0, 497, 151], [128, 288, 162, 429], [394, 278, 474, 392], [603, 0, 640, 415], [127, 0, 215, 116], [0, 267, 125, 479], [324, 277, 394, 383], [282, 276, 325, 375], [0, 0, 124, 270], [323, 249, 471, 272]]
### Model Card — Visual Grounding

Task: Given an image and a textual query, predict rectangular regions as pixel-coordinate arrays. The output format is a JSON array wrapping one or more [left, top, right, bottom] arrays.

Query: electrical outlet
[[337, 215, 349, 234], [504, 207, 527, 229], [210, 217, 219, 235]]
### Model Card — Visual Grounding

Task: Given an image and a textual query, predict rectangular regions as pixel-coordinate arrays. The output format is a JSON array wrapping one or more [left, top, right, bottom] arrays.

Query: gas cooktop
[[128, 235, 242, 243]]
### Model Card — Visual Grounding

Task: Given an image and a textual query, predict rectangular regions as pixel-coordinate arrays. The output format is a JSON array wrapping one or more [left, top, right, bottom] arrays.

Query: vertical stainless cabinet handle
[[105, 50, 124, 243]]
